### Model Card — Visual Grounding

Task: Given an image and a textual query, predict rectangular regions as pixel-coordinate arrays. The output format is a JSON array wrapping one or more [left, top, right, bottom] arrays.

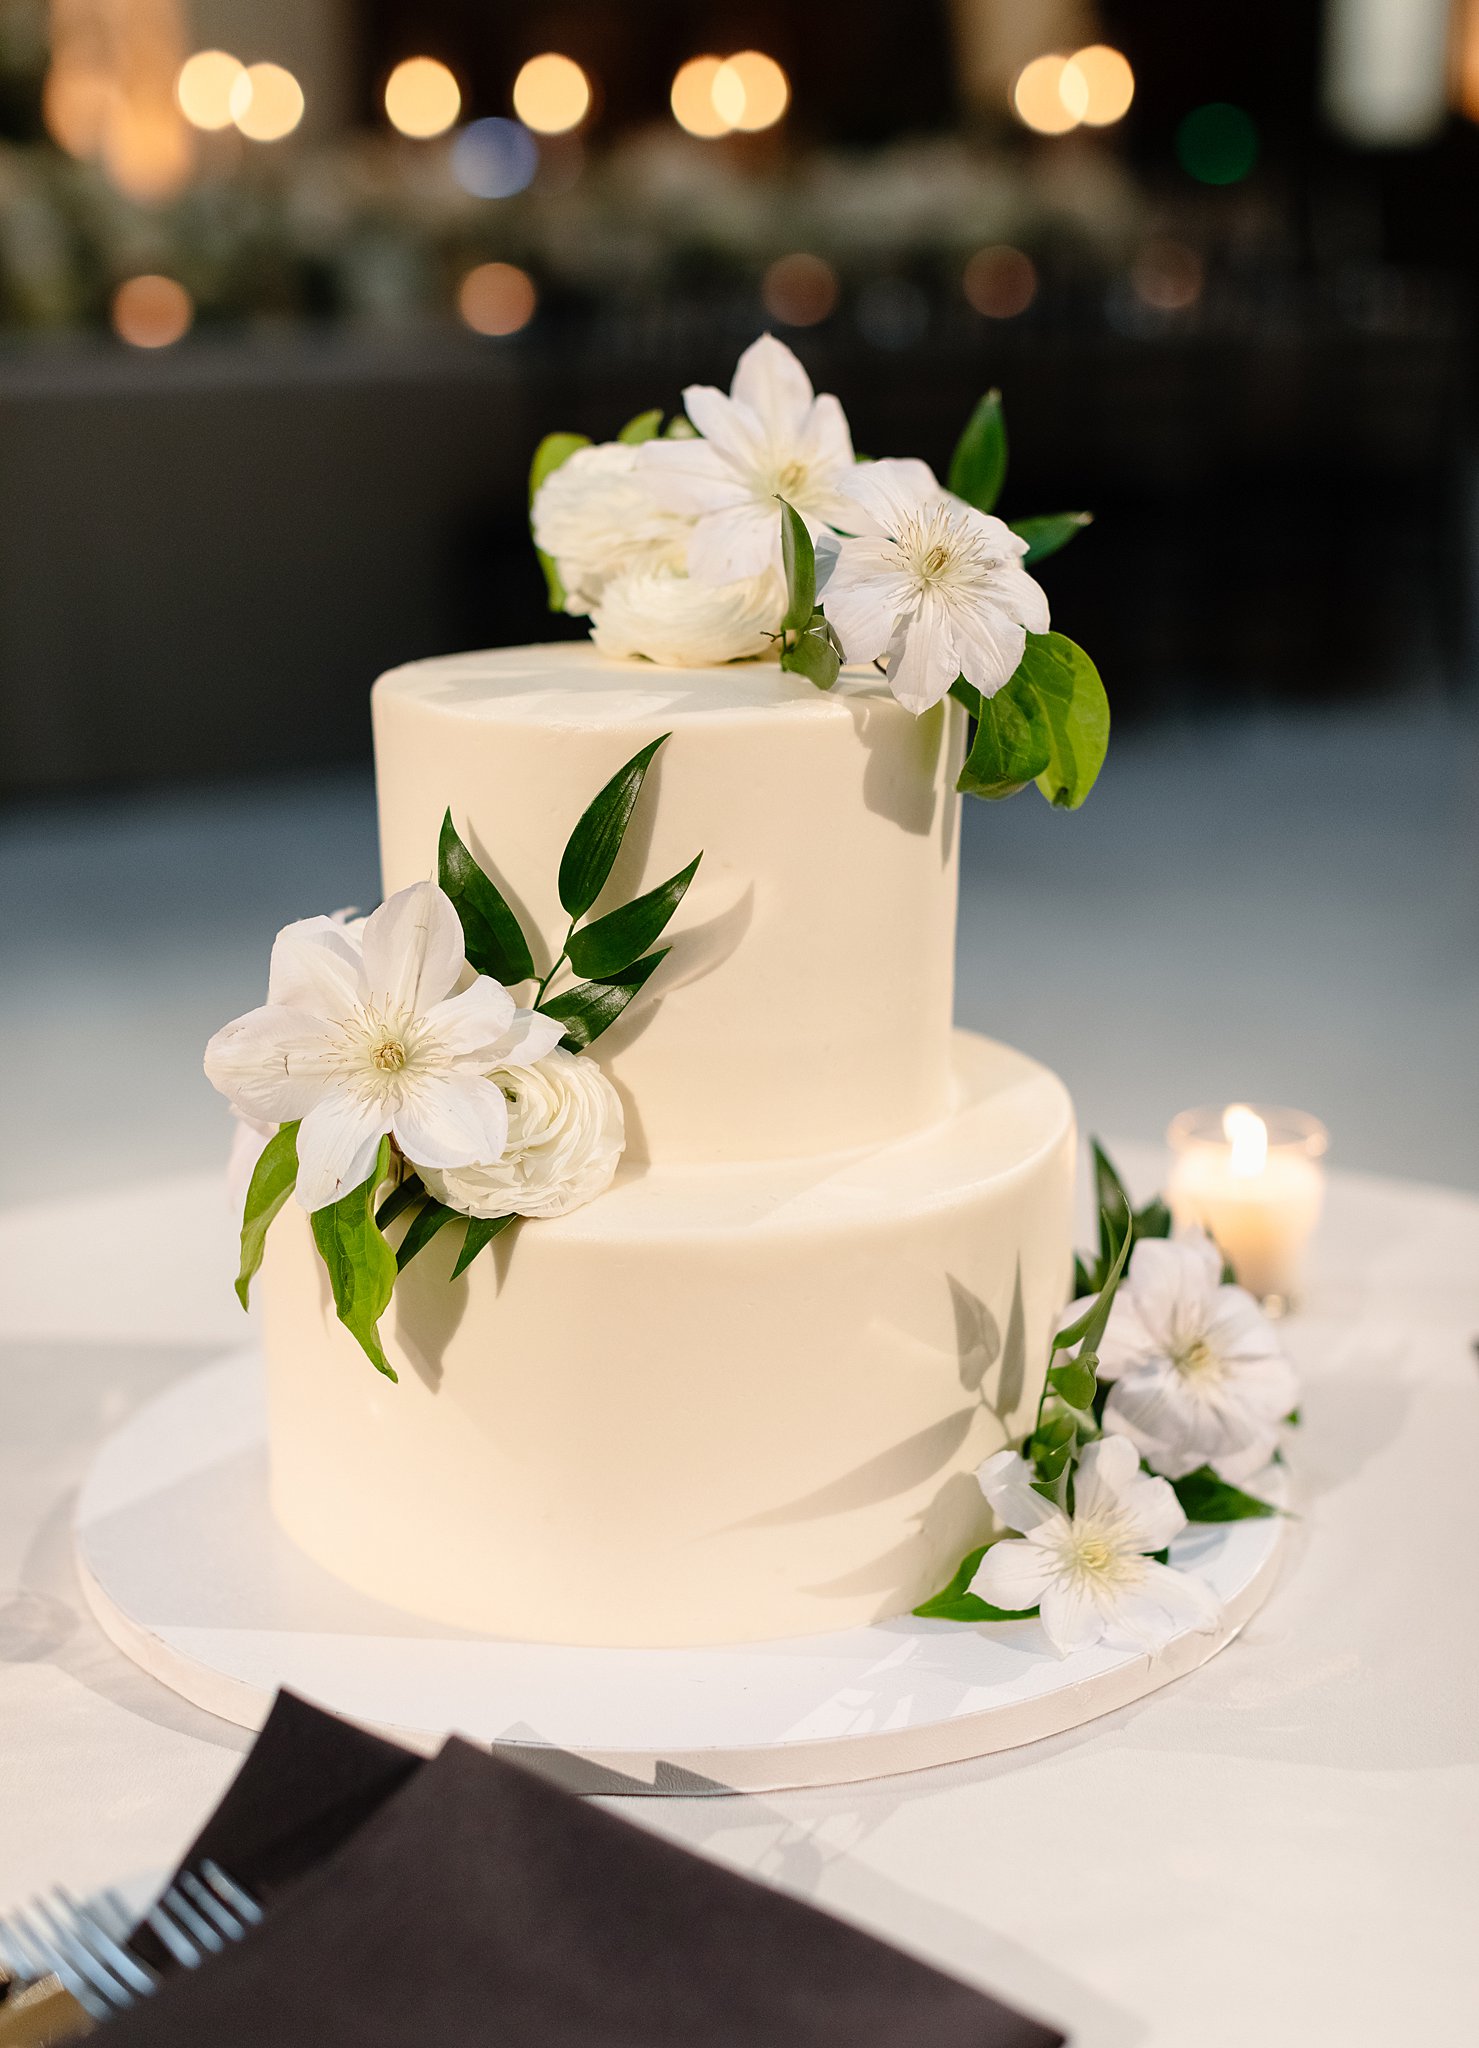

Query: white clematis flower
[[531, 441, 690, 614], [971, 1434, 1220, 1657], [1077, 1229, 1298, 1485], [591, 563, 785, 667], [637, 333, 856, 583], [420, 1048, 625, 1221], [204, 882, 562, 1213], [819, 457, 1050, 713]]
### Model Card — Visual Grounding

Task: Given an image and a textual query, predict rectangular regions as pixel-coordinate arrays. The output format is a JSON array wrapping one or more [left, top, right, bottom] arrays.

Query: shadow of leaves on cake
[[800, 1472, 990, 1605], [847, 691, 946, 841], [948, 1264, 1027, 1421], [728, 1408, 980, 1533]]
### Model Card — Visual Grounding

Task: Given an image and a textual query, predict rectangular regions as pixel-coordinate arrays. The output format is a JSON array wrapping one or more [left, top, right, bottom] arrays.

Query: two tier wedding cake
[[207, 337, 1112, 1650]]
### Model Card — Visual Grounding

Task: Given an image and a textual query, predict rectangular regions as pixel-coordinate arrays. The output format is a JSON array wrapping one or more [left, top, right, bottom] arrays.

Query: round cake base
[[75, 1352, 1285, 1795]]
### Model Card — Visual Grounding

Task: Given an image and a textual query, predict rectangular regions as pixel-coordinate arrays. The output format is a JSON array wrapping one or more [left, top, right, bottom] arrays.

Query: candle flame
[[1223, 1103, 1268, 1178]]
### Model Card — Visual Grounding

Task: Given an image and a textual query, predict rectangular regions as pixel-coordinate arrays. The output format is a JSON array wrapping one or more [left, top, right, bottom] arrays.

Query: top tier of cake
[[372, 645, 965, 1165]]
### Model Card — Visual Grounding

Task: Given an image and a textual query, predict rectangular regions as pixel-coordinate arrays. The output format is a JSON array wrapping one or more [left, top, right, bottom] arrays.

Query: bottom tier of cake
[[261, 1032, 1075, 1648]]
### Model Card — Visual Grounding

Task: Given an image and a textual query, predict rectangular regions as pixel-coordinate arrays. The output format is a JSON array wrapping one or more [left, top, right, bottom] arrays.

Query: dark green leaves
[[1010, 512, 1092, 565], [948, 388, 1007, 514], [310, 1138, 398, 1379], [782, 620, 842, 691], [1017, 632, 1110, 811], [778, 500, 816, 634], [913, 1544, 1039, 1622], [539, 948, 668, 1051], [1076, 1140, 1172, 1295], [956, 674, 1050, 801], [1173, 1467, 1281, 1522], [617, 409, 663, 445], [235, 1120, 300, 1310], [565, 856, 700, 981], [452, 1212, 516, 1278], [439, 811, 535, 986], [395, 1199, 460, 1272], [558, 735, 668, 921], [1047, 1357, 1097, 1412], [528, 431, 591, 610], [375, 1172, 425, 1232]]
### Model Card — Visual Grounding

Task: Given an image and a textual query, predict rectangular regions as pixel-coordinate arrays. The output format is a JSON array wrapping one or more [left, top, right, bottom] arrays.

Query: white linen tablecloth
[[2, 1152, 1477, 2047]]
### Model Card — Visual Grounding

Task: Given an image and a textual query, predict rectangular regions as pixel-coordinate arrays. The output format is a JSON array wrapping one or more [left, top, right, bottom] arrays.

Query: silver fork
[[0, 1862, 260, 2038]]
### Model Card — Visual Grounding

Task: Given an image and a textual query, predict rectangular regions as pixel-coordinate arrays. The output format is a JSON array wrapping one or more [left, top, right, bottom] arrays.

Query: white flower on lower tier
[[591, 563, 785, 667], [819, 457, 1050, 713], [531, 441, 690, 613], [1084, 1230, 1298, 1485], [971, 1434, 1220, 1657], [420, 1048, 625, 1221], [204, 882, 562, 1212]]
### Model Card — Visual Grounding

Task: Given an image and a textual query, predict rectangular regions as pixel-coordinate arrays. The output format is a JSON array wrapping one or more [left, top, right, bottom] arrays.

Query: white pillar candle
[[1166, 1104, 1328, 1309]]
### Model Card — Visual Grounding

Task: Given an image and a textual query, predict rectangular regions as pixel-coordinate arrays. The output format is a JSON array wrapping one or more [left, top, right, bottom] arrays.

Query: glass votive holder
[[1165, 1103, 1328, 1315]]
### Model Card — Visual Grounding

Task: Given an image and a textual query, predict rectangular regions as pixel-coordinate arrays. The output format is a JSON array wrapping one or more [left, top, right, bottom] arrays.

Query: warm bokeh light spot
[[1012, 54, 1084, 135], [761, 252, 838, 327], [230, 62, 304, 142], [42, 64, 114, 158], [1176, 102, 1259, 184], [111, 274, 193, 349], [1064, 45, 1135, 127], [671, 56, 731, 137], [963, 244, 1038, 318], [1130, 237, 1204, 311], [512, 53, 591, 134], [458, 261, 537, 335], [176, 50, 244, 132], [384, 57, 460, 139], [712, 51, 790, 132]]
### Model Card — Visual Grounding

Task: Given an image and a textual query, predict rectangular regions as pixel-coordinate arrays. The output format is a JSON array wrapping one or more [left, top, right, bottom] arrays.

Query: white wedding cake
[[259, 646, 1075, 1646]]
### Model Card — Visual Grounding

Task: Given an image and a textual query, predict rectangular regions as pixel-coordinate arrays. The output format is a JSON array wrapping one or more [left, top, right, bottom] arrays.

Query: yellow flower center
[[1175, 1337, 1218, 1379], [775, 458, 808, 496], [371, 1038, 408, 1073]]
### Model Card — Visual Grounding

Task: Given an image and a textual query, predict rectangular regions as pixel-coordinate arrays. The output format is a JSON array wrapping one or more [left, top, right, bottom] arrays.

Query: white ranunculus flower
[[531, 440, 690, 614], [204, 882, 562, 1213], [420, 1048, 624, 1221], [590, 563, 785, 667], [637, 333, 856, 583], [1072, 1229, 1298, 1485], [819, 457, 1050, 714], [972, 1434, 1221, 1657]]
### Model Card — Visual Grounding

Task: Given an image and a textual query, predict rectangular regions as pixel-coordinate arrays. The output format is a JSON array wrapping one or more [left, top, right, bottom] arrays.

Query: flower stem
[[534, 919, 578, 1007]]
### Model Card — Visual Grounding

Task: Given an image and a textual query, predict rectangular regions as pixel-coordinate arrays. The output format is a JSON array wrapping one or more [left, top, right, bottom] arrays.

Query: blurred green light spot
[[1176, 102, 1259, 185]]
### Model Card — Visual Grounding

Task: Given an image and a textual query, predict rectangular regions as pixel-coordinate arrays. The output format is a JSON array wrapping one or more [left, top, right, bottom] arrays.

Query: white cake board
[[75, 1352, 1285, 1794]]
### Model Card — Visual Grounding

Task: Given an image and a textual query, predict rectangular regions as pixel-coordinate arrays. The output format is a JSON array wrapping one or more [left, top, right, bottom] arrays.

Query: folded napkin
[[109, 1693, 1060, 2047]]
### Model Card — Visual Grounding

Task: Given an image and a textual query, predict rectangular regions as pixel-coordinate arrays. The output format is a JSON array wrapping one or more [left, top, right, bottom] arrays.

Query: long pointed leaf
[[948, 389, 1007, 513], [1092, 1140, 1133, 1272], [310, 1138, 398, 1379], [565, 855, 701, 981], [557, 735, 669, 920], [1010, 511, 1092, 565], [1173, 1467, 1281, 1522], [913, 1543, 1039, 1621], [438, 811, 535, 986], [779, 500, 816, 634], [235, 1121, 300, 1310], [538, 948, 669, 1050], [375, 1172, 425, 1231], [617, 409, 663, 444], [395, 1198, 461, 1272], [452, 1211, 517, 1278]]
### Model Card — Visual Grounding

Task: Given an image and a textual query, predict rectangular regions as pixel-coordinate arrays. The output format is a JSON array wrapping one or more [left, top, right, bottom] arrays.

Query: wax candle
[[1165, 1104, 1327, 1311]]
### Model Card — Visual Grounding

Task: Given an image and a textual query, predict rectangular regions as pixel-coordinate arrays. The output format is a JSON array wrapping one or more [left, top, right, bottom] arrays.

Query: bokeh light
[[1176, 103, 1259, 184], [384, 57, 460, 139], [230, 63, 304, 142], [671, 57, 730, 138], [176, 50, 243, 132], [1012, 54, 1087, 135], [102, 103, 193, 201], [1064, 45, 1135, 127], [963, 244, 1038, 318], [451, 118, 538, 198], [712, 51, 790, 132], [512, 53, 591, 135], [1130, 238, 1204, 311], [761, 252, 838, 327], [111, 274, 193, 349], [42, 64, 115, 157], [458, 261, 537, 336]]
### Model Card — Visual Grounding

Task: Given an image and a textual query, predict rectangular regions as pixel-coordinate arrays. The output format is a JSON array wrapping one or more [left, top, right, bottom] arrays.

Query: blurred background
[[1, 0, 1476, 1203]]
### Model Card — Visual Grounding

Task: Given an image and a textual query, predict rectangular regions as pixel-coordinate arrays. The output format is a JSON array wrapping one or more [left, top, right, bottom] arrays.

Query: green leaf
[[1052, 1207, 1133, 1365], [948, 388, 1007, 514], [1073, 1252, 1096, 1298], [394, 1198, 463, 1272], [781, 624, 840, 691], [1134, 1195, 1174, 1240], [1033, 1441, 1073, 1482], [310, 1137, 398, 1379], [956, 673, 1050, 801], [1284, 1407, 1301, 1427], [778, 500, 816, 634], [557, 735, 668, 921], [565, 855, 701, 981], [438, 810, 535, 986], [1010, 511, 1093, 565], [617, 409, 663, 445], [1172, 1467, 1281, 1522], [528, 431, 591, 612], [452, 1211, 516, 1278], [235, 1120, 300, 1310], [374, 1172, 425, 1231], [913, 1544, 1039, 1622], [538, 948, 668, 1050], [1048, 1359, 1097, 1411], [664, 414, 699, 439], [1013, 631, 1110, 811], [1092, 1140, 1133, 1273]]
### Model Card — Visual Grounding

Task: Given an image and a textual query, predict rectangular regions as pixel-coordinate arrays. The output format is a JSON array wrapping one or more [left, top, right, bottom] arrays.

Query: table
[[3, 1153, 1478, 2047]]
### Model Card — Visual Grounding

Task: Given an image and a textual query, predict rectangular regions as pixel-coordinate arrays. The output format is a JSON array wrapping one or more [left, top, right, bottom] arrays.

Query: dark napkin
[[112, 1696, 1061, 2047]]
